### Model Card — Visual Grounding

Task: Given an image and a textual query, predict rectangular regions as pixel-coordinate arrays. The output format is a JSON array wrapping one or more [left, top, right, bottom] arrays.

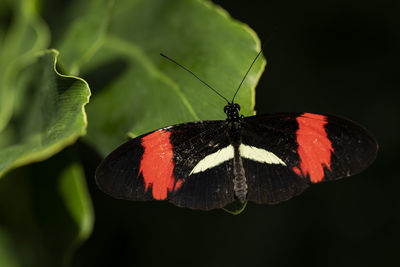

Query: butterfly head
[[224, 103, 241, 123]]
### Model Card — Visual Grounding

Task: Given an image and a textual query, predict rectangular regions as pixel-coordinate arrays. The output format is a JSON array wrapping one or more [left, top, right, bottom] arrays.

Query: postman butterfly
[[95, 51, 378, 212]]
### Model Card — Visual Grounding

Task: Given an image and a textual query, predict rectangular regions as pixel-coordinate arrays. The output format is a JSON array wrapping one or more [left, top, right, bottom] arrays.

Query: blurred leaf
[[0, 50, 90, 177], [0, 151, 94, 267], [58, 162, 95, 250], [0, 0, 50, 132], [223, 200, 248, 215], [53, 0, 266, 156]]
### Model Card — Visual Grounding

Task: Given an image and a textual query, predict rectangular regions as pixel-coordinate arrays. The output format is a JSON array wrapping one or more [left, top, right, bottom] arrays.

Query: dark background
[[73, 1, 399, 266]]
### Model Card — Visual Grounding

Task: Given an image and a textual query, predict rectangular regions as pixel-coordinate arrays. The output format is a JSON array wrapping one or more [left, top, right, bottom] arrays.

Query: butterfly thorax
[[224, 103, 242, 125], [224, 103, 243, 145]]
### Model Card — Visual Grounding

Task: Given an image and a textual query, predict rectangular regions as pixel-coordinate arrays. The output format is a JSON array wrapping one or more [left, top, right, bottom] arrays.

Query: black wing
[[95, 120, 236, 210], [240, 112, 378, 204]]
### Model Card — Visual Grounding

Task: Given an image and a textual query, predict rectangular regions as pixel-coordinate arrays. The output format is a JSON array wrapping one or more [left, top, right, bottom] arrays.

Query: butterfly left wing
[[95, 120, 236, 210], [240, 112, 378, 204]]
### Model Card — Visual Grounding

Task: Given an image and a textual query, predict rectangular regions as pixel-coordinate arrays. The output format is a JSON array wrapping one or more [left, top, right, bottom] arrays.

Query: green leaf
[[0, 0, 50, 132], [58, 162, 95, 249], [0, 152, 94, 267], [222, 200, 248, 215], [54, 0, 266, 156], [0, 50, 90, 177]]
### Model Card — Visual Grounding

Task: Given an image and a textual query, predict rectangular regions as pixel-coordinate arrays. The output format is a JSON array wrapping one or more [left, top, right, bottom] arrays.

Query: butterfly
[[95, 51, 378, 212]]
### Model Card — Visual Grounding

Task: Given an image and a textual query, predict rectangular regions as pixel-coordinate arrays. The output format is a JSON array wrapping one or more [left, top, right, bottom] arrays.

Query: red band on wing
[[139, 130, 177, 200], [293, 113, 333, 183]]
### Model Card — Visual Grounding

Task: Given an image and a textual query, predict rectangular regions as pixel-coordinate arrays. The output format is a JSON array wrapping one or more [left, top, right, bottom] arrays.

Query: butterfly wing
[[240, 112, 378, 204], [95, 120, 236, 210], [96, 112, 378, 209]]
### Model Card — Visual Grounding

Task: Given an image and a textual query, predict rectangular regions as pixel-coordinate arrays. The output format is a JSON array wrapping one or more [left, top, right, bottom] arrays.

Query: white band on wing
[[189, 144, 286, 176], [189, 145, 234, 175], [239, 144, 286, 166]]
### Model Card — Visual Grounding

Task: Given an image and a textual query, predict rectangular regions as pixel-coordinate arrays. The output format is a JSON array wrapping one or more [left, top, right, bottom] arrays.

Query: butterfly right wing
[[240, 112, 378, 204]]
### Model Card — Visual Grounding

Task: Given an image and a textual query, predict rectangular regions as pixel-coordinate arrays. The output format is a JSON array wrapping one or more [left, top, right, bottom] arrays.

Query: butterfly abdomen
[[232, 144, 248, 203]]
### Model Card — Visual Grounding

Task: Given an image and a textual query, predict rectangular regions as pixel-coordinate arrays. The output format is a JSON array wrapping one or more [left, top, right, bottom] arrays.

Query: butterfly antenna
[[231, 50, 263, 103], [160, 53, 230, 104]]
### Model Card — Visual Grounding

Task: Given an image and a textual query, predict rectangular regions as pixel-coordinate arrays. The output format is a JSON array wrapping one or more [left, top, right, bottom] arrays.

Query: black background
[[74, 1, 399, 266]]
